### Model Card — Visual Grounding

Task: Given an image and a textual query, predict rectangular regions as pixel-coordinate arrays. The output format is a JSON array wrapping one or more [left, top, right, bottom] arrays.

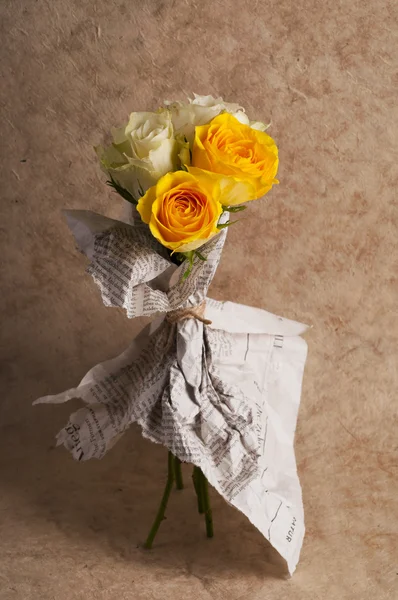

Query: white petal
[[232, 111, 250, 125], [147, 138, 178, 175], [250, 120, 270, 131]]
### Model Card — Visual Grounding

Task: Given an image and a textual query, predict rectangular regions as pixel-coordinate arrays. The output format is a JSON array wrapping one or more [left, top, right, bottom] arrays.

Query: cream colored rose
[[165, 94, 268, 145], [96, 109, 178, 199]]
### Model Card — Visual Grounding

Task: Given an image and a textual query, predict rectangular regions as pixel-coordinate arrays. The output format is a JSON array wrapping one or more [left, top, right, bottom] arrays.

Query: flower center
[[167, 188, 206, 220]]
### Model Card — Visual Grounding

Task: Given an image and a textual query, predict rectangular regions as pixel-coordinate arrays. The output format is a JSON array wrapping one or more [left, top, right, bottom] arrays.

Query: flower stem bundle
[[145, 453, 213, 548]]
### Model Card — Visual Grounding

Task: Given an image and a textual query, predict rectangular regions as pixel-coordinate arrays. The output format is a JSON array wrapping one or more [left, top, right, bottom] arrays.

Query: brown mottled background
[[1, 1, 397, 598]]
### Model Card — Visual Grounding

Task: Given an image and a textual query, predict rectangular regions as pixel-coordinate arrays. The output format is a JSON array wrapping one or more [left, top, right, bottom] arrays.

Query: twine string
[[167, 301, 212, 325]]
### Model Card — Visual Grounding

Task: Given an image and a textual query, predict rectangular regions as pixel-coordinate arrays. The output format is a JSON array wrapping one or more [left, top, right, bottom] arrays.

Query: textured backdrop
[[1, 1, 397, 599]]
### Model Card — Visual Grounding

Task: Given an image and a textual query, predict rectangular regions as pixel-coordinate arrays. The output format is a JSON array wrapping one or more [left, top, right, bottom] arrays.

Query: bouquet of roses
[[96, 94, 278, 276], [35, 95, 308, 575]]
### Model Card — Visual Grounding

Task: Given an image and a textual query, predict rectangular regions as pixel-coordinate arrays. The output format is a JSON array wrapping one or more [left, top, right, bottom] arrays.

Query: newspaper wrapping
[[35, 209, 308, 574]]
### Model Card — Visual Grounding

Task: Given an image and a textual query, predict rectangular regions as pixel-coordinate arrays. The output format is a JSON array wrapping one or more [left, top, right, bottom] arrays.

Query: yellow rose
[[192, 113, 279, 204], [137, 170, 224, 253]]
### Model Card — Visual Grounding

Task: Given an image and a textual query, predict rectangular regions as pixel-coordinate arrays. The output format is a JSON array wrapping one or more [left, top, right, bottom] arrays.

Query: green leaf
[[106, 175, 138, 205], [222, 205, 247, 213], [217, 220, 238, 230], [182, 261, 194, 280], [179, 164, 188, 172], [195, 250, 207, 262], [178, 249, 208, 279], [172, 252, 187, 264], [182, 251, 195, 280]]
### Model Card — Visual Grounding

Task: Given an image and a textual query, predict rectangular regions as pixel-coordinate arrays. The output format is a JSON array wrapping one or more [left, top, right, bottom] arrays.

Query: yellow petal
[[155, 170, 194, 197], [137, 185, 157, 224], [187, 166, 255, 206]]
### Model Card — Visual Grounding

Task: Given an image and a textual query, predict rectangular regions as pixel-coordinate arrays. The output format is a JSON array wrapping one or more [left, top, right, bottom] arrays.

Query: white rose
[[165, 94, 268, 144], [96, 109, 178, 199]]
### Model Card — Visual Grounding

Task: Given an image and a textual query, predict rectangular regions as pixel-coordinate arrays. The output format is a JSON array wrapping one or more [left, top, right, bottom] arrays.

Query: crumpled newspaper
[[35, 208, 308, 574]]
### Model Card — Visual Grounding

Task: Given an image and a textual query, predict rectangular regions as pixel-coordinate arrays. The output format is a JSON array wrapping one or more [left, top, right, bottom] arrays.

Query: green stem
[[144, 451, 175, 549], [174, 456, 184, 490], [201, 471, 214, 538], [192, 466, 204, 514]]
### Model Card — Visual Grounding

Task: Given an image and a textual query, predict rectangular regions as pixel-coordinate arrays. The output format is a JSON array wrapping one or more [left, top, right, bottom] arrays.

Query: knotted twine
[[166, 301, 212, 325]]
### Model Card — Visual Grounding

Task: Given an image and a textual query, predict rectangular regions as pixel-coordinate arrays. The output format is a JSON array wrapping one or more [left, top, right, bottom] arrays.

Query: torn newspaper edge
[[35, 210, 308, 574]]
